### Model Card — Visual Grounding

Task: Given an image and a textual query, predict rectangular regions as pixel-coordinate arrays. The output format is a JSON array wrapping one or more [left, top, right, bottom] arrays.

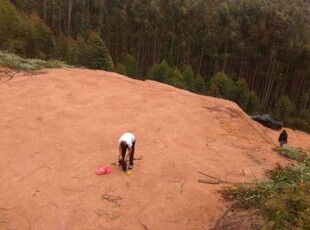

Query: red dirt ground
[[1, 68, 310, 230]]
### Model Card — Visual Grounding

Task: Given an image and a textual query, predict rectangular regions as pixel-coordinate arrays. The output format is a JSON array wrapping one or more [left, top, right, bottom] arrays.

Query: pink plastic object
[[95, 164, 113, 175]]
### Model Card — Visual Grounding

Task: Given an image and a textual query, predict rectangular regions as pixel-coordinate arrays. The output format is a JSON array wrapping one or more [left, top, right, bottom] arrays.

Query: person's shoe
[[128, 164, 134, 170], [120, 161, 127, 171]]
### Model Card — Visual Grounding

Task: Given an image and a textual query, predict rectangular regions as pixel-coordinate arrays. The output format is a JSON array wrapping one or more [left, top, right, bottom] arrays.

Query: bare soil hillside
[[1, 68, 310, 230]]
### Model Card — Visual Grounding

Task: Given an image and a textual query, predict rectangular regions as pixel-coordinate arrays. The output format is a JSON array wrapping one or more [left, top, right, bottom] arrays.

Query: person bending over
[[118, 132, 136, 172]]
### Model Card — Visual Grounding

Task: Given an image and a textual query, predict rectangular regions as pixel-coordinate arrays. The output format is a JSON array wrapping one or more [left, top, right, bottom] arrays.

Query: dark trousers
[[120, 140, 135, 170]]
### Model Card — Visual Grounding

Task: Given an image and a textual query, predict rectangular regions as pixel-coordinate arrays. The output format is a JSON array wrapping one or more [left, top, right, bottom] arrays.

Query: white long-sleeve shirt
[[119, 132, 135, 148]]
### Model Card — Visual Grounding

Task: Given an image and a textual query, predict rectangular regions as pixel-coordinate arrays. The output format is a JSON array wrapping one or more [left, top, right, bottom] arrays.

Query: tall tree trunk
[[157, 35, 162, 63], [251, 58, 260, 90], [244, 55, 249, 79], [86, 0, 90, 29], [198, 44, 204, 75], [176, 45, 181, 68], [222, 42, 227, 72], [279, 64, 291, 99], [186, 41, 191, 65], [295, 76, 304, 106], [140, 36, 145, 75], [52, 0, 55, 32], [43, 0, 47, 23], [147, 36, 152, 76], [266, 61, 279, 110], [169, 37, 174, 65], [262, 54, 275, 110], [59, 0, 62, 34], [153, 27, 158, 65], [153, 8, 158, 65], [136, 33, 142, 68], [67, 0, 74, 36], [238, 49, 246, 79]]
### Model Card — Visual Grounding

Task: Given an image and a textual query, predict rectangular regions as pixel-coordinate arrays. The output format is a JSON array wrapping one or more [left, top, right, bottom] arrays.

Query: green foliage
[[11, 19, 36, 57], [263, 161, 310, 229], [0, 2, 54, 59], [207, 72, 235, 100], [182, 65, 195, 91], [115, 63, 127, 76], [276, 146, 309, 163], [207, 82, 220, 98], [0, 1, 36, 57], [193, 75, 206, 94], [0, 0, 20, 47], [232, 79, 261, 113], [29, 13, 54, 59], [148, 62, 205, 93], [246, 91, 261, 114], [87, 32, 114, 71], [232, 79, 251, 110], [148, 60, 171, 83], [206, 74, 261, 113], [224, 147, 310, 229], [299, 110, 310, 124], [65, 38, 79, 66], [285, 117, 310, 133], [274, 96, 295, 121], [180, 66, 206, 93], [2, 0, 310, 132], [299, 93, 310, 111], [75, 35, 90, 67], [54, 33, 70, 61], [262, 182, 310, 229], [223, 180, 275, 209], [120, 54, 139, 79], [167, 68, 187, 89], [0, 51, 68, 71]]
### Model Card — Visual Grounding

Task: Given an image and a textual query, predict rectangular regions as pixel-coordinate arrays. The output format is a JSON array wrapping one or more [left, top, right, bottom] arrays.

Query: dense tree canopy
[[1, 0, 310, 131]]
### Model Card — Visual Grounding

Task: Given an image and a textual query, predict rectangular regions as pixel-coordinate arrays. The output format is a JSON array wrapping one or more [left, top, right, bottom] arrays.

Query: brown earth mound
[[1, 68, 310, 230]]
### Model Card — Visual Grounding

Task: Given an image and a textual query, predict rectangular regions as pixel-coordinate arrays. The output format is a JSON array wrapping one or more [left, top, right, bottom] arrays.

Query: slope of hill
[[1, 68, 309, 229]]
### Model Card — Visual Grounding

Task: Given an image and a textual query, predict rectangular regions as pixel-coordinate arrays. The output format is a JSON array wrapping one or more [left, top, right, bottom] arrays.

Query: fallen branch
[[239, 216, 254, 225], [198, 179, 221, 184], [198, 171, 230, 183], [139, 220, 149, 230], [0, 68, 47, 83], [134, 156, 143, 160], [198, 171, 221, 180], [111, 155, 143, 165]]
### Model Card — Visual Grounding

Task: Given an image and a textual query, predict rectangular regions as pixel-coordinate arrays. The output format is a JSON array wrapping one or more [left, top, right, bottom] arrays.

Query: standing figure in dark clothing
[[278, 130, 288, 147]]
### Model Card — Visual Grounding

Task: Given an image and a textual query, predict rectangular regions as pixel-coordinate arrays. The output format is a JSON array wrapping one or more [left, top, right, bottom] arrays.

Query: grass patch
[[276, 146, 309, 162], [0, 51, 69, 71], [222, 147, 310, 229]]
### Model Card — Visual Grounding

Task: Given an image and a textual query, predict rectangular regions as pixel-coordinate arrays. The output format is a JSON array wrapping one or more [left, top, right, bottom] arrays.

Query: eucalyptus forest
[[1, 0, 310, 131]]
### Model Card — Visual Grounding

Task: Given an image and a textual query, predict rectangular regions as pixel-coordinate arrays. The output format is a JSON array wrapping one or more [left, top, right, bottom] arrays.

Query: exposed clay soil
[[1, 68, 310, 230]]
